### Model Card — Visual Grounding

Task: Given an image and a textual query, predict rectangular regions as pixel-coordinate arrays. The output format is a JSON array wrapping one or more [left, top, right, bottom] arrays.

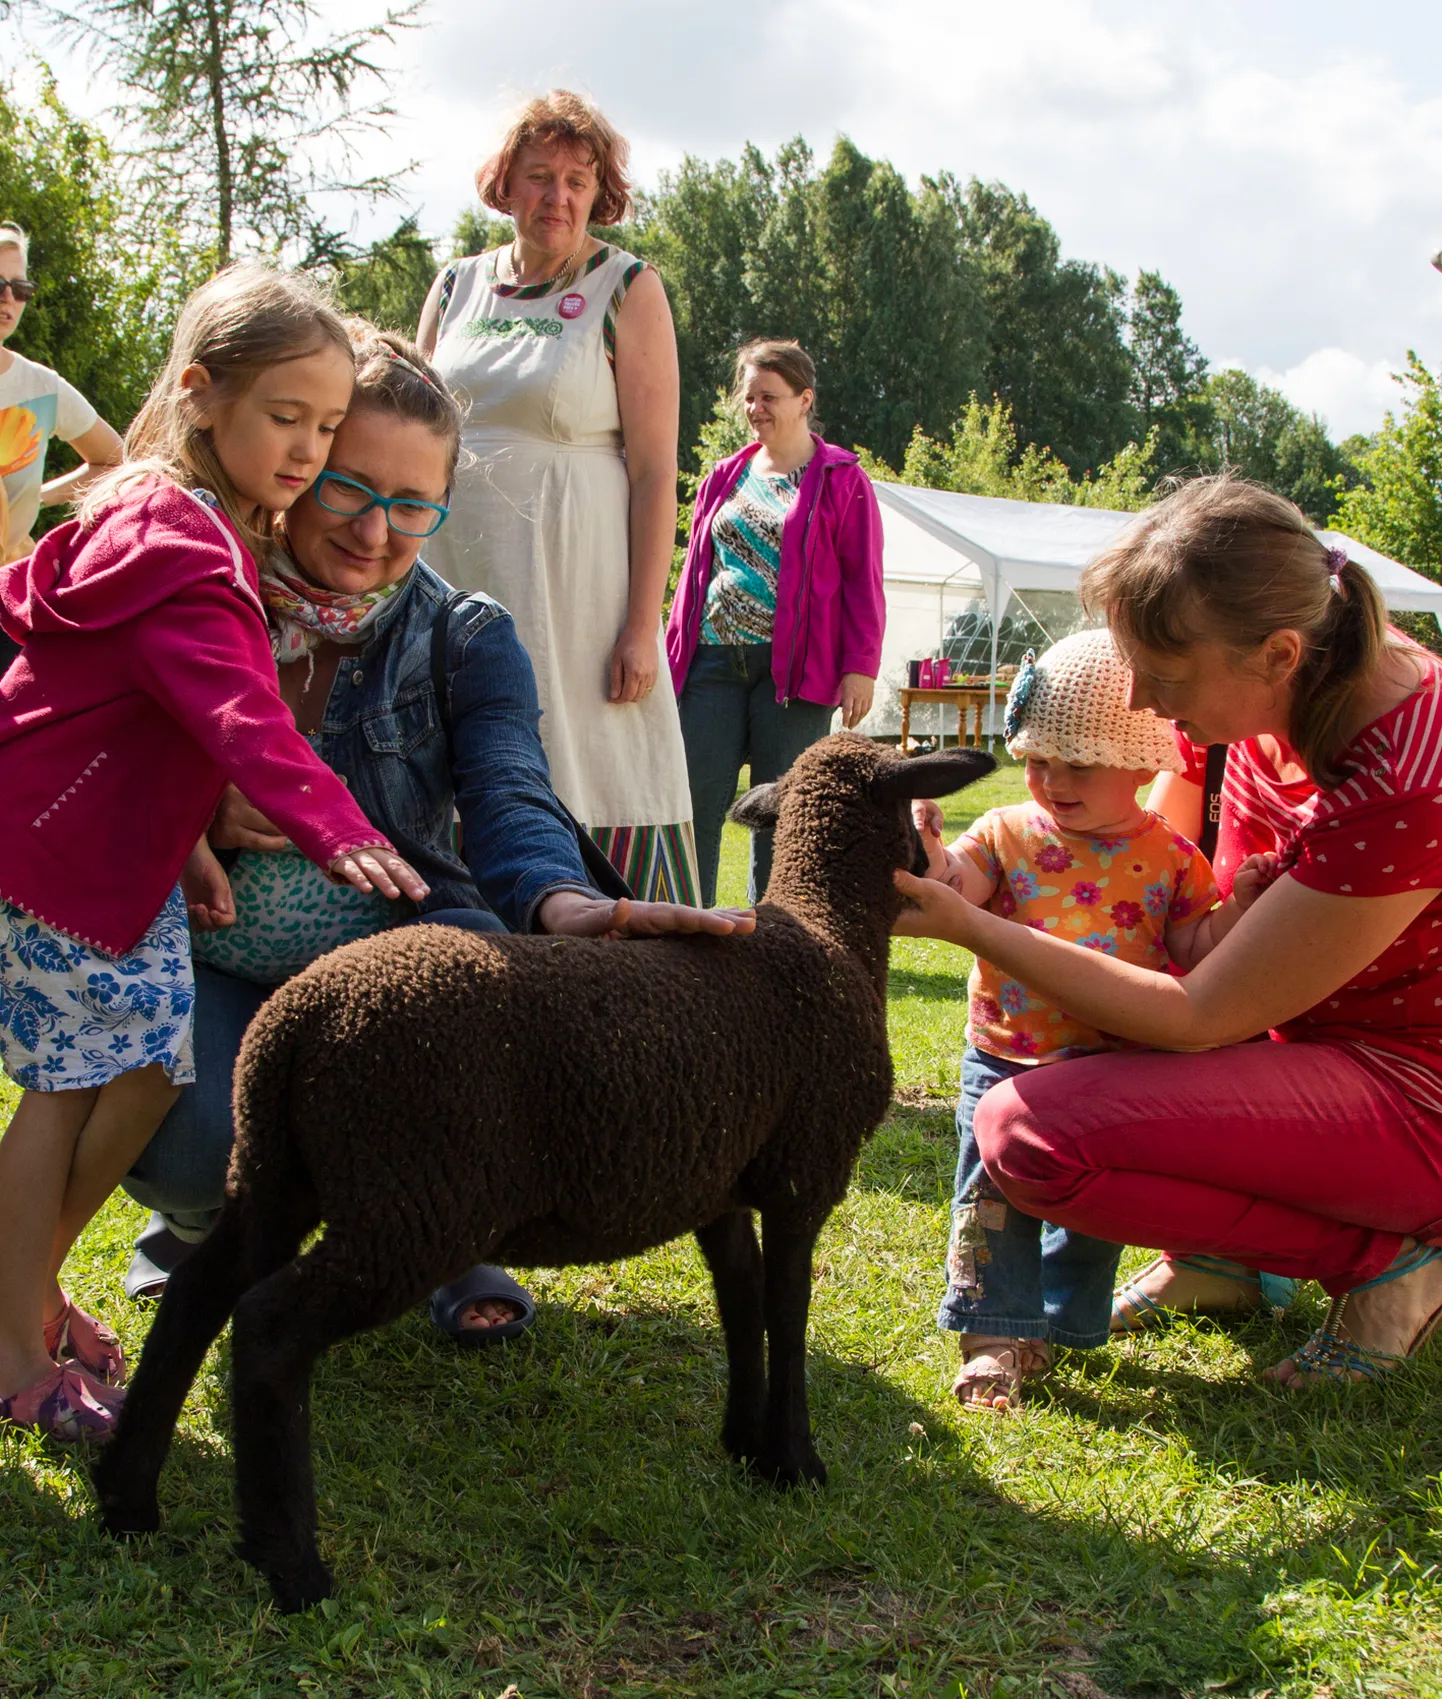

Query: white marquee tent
[[854, 482, 1442, 741]]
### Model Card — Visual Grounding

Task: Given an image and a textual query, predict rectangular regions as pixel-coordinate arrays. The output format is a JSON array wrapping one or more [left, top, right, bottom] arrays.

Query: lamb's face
[[733, 735, 996, 905]]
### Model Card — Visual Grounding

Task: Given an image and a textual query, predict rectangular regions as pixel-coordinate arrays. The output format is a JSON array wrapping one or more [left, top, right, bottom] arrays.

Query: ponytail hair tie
[[1325, 543, 1348, 597]]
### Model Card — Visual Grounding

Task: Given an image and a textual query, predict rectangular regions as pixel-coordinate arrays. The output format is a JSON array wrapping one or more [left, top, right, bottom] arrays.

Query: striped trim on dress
[[589, 820, 700, 906], [602, 260, 647, 368]]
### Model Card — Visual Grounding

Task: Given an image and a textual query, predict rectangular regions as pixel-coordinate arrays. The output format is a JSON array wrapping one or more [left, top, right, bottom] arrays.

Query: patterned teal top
[[190, 740, 393, 985], [699, 460, 804, 646]]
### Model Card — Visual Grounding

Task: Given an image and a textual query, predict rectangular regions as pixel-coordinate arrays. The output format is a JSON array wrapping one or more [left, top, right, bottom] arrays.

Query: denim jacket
[[309, 558, 592, 931]]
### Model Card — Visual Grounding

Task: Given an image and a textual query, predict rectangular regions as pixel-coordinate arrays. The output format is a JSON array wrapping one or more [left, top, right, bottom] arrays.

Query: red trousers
[[972, 1040, 1442, 1294]]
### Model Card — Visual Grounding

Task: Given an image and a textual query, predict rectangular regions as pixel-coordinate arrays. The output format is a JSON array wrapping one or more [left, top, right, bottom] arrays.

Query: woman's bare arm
[[1150, 769, 1204, 841], [416, 266, 449, 360], [610, 266, 680, 704], [40, 417, 124, 507], [895, 868, 1438, 1051]]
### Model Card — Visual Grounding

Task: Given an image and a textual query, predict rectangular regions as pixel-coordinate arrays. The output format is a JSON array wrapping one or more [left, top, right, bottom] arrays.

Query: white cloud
[[1255, 349, 1406, 441]]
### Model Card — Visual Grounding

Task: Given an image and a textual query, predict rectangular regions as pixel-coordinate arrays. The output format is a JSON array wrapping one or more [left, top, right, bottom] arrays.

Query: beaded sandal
[[1111, 1254, 1297, 1335], [0, 1361, 124, 1443], [952, 1336, 1053, 1413], [43, 1291, 127, 1387], [1277, 1243, 1442, 1386]]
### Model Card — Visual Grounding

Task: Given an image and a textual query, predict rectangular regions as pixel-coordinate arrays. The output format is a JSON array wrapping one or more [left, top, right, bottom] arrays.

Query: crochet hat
[[1003, 628, 1183, 773]]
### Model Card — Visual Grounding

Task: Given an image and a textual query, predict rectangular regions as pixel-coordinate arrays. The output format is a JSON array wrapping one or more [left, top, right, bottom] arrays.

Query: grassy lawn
[[3, 755, 1442, 1696]]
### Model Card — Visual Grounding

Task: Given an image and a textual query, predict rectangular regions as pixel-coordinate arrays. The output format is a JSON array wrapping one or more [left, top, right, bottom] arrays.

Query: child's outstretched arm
[[909, 800, 999, 905], [1166, 852, 1278, 970]]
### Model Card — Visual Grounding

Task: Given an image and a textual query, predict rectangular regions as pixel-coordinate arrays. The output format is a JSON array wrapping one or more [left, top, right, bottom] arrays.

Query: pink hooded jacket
[[0, 480, 390, 954], [666, 437, 886, 707]]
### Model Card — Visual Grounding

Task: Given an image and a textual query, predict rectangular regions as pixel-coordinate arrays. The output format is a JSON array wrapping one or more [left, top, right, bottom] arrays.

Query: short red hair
[[476, 90, 633, 229]]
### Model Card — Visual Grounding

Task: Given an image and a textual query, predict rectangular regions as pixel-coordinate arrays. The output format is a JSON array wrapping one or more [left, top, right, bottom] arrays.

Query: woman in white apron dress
[[420, 92, 698, 902]]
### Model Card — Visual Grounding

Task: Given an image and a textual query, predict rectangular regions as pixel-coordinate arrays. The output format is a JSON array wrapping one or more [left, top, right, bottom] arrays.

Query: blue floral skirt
[[0, 885, 196, 1092]]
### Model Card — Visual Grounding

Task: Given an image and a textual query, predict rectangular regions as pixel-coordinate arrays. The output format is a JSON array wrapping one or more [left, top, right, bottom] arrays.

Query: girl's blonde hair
[[1080, 475, 1394, 787], [79, 263, 353, 551]]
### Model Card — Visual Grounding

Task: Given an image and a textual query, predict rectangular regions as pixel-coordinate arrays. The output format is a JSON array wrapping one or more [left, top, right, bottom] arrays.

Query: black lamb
[[95, 735, 994, 1611]]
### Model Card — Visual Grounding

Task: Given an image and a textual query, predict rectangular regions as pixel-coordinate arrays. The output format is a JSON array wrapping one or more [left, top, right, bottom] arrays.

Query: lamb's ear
[[872, 748, 997, 803], [729, 782, 782, 831]]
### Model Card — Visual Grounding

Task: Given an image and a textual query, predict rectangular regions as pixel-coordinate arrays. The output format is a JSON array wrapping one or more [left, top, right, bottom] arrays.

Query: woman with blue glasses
[[121, 323, 752, 1344]]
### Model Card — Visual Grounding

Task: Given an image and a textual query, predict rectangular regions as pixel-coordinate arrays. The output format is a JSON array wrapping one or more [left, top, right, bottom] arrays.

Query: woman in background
[[666, 339, 885, 905], [419, 91, 697, 902]]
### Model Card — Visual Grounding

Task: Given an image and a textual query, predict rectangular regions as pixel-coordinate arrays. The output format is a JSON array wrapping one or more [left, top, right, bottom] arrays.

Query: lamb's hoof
[[236, 1542, 335, 1614], [753, 1447, 828, 1489], [96, 1494, 162, 1539], [720, 1419, 765, 1464]]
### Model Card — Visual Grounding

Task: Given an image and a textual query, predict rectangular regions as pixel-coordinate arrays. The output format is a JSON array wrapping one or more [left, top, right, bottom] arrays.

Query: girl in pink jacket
[[0, 265, 427, 1441]]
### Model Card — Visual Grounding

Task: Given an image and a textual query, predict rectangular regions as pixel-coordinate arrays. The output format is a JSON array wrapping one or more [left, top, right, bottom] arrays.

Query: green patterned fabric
[[191, 848, 392, 985]]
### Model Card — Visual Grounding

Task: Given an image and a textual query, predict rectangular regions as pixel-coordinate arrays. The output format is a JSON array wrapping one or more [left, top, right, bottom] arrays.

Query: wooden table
[[899, 686, 994, 752]]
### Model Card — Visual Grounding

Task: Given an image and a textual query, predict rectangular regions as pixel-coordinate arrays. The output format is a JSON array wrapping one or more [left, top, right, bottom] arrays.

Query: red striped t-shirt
[[1180, 661, 1442, 1112]]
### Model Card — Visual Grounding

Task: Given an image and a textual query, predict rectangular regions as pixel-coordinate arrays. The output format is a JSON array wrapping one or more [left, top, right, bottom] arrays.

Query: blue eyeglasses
[[313, 471, 450, 538]]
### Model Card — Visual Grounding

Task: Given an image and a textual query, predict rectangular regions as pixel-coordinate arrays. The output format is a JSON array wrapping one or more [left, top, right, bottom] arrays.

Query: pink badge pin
[[558, 293, 586, 319]]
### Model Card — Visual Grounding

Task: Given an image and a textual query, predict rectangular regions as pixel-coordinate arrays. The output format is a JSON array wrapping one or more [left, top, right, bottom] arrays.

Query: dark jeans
[[676, 642, 835, 906], [936, 1047, 1122, 1349], [123, 908, 507, 1227]]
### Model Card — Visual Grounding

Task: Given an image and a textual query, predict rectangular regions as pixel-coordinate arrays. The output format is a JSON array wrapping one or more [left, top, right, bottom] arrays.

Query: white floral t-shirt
[[0, 351, 98, 560]]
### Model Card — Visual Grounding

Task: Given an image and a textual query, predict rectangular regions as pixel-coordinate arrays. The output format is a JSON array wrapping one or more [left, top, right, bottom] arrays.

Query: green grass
[[3, 756, 1441, 1696]]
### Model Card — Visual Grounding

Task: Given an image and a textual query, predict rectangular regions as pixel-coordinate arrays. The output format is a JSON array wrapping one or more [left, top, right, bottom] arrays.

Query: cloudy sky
[[16, 0, 1442, 439]]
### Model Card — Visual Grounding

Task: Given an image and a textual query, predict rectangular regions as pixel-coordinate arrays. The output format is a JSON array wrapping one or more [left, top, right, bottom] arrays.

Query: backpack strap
[[430, 589, 634, 903], [1198, 743, 1227, 862]]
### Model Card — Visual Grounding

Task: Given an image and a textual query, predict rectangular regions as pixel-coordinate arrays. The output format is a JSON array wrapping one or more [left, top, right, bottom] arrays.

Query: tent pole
[[988, 602, 999, 753]]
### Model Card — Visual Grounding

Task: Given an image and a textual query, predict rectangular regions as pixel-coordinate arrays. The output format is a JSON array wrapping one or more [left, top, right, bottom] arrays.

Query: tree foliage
[[1183, 368, 1353, 524], [1335, 353, 1442, 578], [334, 216, 436, 333], [0, 73, 169, 435], [1126, 269, 1208, 474], [858, 395, 1157, 511], [952, 179, 1135, 476], [633, 137, 987, 472], [37, 0, 419, 267]]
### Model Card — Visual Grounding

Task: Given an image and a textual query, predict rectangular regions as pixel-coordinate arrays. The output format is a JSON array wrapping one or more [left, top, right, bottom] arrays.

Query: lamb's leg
[[93, 1202, 259, 1537], [756, 1211, 827, 1487], [695, 1209, 766, 1462], [229, 1238, 423, 1614]]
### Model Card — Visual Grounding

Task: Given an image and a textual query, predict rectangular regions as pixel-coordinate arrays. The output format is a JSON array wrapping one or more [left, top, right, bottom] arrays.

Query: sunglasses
[[312, 471, 450, 538], [0, 279, 36, 303]]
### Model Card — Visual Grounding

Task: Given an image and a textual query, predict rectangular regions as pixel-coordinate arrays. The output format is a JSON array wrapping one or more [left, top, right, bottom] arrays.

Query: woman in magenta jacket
[[666, 339, 885, 905]]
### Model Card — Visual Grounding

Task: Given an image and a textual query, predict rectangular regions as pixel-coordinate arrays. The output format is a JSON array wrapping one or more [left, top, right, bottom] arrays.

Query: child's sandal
[[952, 1335, 1052, 1413], [0, 1361, 124, 1444], [43, 1291, 127, 1387]]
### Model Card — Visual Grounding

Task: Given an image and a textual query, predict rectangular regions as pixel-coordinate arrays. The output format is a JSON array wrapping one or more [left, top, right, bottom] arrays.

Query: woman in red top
[[896, 475, 1442, 1386]]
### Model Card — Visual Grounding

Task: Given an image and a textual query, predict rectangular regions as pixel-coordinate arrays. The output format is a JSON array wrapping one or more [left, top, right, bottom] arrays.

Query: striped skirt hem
[[589, 821, 700, 906]]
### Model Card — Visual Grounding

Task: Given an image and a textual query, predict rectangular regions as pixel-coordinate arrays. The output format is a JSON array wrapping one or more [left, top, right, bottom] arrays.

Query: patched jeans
[[937, 1047, 1122, 1349]]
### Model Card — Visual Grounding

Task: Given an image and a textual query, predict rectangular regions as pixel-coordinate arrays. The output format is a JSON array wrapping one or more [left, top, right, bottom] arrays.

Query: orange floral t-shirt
[[961, 805, 1217, 1065]]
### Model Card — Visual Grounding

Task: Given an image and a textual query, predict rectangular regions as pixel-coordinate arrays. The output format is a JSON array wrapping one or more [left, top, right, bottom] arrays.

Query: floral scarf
[[259, 551, 403, 666]]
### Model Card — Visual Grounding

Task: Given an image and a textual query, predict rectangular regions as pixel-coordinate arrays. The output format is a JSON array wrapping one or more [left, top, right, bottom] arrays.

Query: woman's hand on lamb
[[208, 784, 289, 853], [537, 889, 757, 939], [182, 835, 235, 931], [891, 867, 977, 941], [329, 847, 430, 904], [839, 672, 875, 729]]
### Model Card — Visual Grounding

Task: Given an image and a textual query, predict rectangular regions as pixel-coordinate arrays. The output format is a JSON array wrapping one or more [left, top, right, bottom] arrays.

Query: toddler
[[916, 629, 1258, 1411], [0, 264, 427, 1441]]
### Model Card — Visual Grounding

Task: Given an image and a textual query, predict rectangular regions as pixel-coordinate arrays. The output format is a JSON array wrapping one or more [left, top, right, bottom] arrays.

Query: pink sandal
[[0, 1361, 124, 1443], [43, 1292, 128, 1387]]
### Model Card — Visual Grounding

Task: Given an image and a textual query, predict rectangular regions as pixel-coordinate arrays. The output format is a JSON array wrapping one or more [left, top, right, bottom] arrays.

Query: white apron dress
[[428, 244, 698, 903]]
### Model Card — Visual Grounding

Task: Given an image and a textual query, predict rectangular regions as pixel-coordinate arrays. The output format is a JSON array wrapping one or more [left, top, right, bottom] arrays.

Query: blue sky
[[12, 0, 1442, 438]]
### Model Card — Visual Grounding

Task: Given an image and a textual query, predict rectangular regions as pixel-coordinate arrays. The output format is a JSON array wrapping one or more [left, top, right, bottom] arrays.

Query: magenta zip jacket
[[0, 480, 391, 954], [665, 436, 886, 708]]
